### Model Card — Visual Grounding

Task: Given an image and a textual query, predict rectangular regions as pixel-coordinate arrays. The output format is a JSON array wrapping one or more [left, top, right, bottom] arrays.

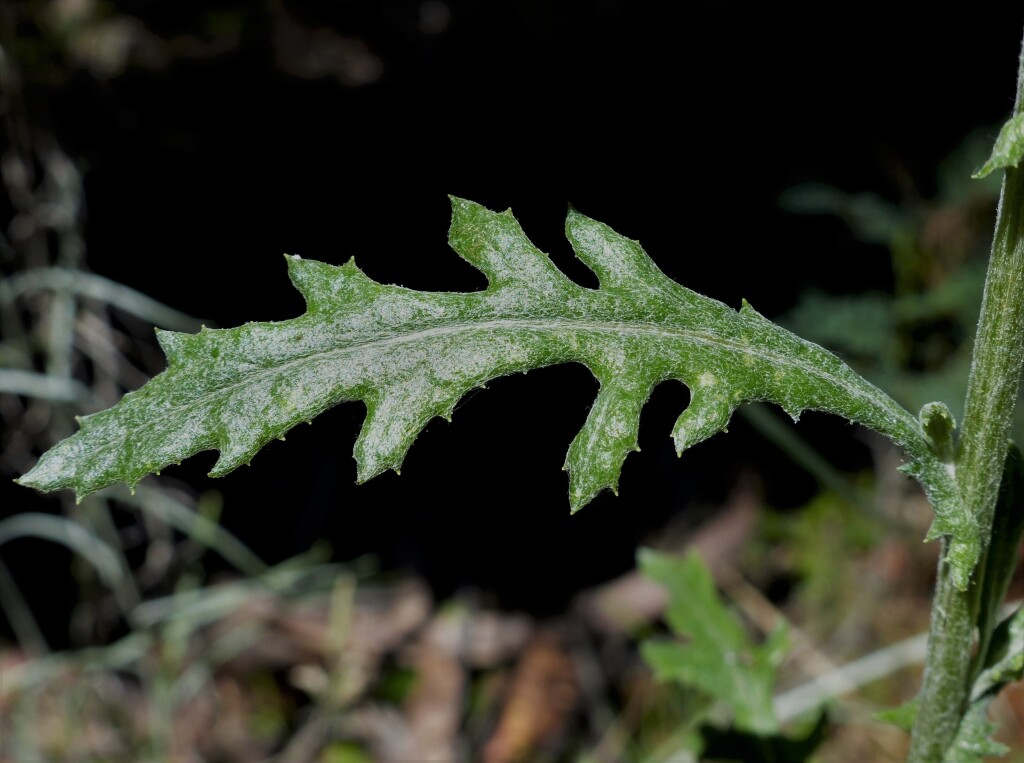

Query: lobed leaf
[[18, 198, 976, 583], [639, 549, 787, 736]]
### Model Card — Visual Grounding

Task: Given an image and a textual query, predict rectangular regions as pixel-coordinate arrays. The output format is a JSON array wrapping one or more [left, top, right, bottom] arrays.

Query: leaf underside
[[18, 198, 976, 584]]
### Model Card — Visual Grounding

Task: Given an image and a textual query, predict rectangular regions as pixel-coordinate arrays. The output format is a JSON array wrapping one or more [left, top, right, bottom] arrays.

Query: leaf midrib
[[121, 317, 916, 445]]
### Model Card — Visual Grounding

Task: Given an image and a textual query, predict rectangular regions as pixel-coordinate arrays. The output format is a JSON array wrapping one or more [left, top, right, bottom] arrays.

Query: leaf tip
[[739, 298, 771, 323], [447, 194, 484, 221], [156, 329, 189, 364], [353, 453, 389, 486], [973, 113, 1024, 179], [671, 395, 734, 456], [17, 473, 42, 493]]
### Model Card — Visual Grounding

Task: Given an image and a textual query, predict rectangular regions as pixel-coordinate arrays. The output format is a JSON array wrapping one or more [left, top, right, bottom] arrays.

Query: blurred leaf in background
[[636, 549, 829, 762], [779, 130, 1023, 441]]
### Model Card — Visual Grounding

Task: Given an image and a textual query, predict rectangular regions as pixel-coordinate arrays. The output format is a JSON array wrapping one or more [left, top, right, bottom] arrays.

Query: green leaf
[[971, 605, 1024, 705], [944, 698, 1009, 763], [975, 445, 1024, 659], [321, 743, 374, 763], [638, 549, 787, 736], [878, 448, 1021, 756], [947, 608, 1022, 761], [778, 184, 906, 246], [973, 113, 1024, 178], [875, 697, 918, 731], [17, 198, 975, 583]]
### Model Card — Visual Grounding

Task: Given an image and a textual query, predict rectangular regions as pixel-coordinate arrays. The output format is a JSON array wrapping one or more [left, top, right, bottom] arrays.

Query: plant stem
[[908, 35, 1024, 761], [907, 544, 980, 761]]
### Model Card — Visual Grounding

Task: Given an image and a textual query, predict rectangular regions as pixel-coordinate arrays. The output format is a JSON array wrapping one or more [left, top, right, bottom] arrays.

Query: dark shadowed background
[[3, 1, 1024, 639]]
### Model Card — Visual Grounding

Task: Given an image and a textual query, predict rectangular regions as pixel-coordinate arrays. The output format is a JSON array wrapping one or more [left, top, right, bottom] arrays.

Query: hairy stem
[[908, 34, 1024, 761]]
